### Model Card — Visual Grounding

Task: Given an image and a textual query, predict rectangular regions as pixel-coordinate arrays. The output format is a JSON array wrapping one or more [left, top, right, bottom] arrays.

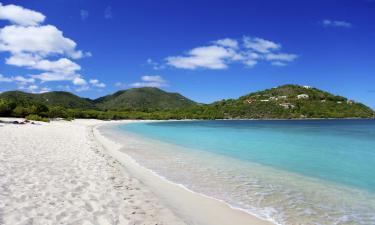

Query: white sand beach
[[0, 119, 273, 225]]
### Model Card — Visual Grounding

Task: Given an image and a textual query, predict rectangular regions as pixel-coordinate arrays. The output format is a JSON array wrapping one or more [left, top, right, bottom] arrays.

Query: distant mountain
[[0, 85, 373, 119], [207, 84, 374, 119], [0, 91, 95, 109], [94, 87, 197, 110]]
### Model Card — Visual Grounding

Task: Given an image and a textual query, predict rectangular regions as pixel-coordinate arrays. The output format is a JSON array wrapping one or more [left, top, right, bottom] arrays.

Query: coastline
[[0, 118, 186, 225], [94, 119, 375, 225], [0, 118, 273, 225], [2, 118, 374, 224], [93, 120, 275, 225]]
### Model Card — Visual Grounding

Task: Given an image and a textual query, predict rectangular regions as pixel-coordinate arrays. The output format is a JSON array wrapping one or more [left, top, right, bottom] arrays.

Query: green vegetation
[[0, 85, 373, 120], [25, 114, 50, 122], [0, 91, 95, 109], [208, 84, 374, 119], [94, 87, 197, 110]]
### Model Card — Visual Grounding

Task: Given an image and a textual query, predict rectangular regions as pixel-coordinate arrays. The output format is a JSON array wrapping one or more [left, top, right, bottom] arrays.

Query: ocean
[[106, 120, 375, 224]]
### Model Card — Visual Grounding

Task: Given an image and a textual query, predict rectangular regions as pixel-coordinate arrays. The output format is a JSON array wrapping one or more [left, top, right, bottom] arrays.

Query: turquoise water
[[107, 120, 375, 224]]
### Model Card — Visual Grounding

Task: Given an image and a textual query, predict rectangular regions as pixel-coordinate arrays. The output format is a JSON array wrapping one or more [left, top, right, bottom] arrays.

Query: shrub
[[25, 114, 50, 122], [0, 99, 12, 116]]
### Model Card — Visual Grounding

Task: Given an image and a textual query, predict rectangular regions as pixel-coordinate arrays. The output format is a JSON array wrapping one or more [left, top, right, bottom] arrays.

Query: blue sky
[[0, 0, 374, 108]]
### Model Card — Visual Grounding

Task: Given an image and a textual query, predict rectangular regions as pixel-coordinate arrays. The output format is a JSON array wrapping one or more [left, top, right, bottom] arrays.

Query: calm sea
[[107, 120, 375, 224]]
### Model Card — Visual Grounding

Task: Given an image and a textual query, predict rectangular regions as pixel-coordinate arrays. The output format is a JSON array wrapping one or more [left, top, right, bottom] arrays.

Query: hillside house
[[269, 96, 278, 101], [297, 94, 309, 99], [279, 103, 295, 109]]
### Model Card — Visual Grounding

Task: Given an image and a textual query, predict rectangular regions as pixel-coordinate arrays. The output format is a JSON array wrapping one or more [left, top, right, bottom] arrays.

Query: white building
[[279, 103, 295, 109], [297, 94, 309, 99], [269, 96, 278, 101]]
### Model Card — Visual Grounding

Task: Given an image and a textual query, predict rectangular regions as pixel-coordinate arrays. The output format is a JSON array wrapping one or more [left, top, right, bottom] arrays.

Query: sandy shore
[[0, 118, 273, 225]]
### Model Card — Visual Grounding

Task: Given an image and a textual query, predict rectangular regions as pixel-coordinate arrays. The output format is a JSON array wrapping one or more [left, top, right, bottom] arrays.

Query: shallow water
[[105, 120, 375, 224]]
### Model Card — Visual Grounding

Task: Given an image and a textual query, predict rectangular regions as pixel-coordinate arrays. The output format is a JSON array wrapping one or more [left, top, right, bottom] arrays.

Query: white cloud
[[75, 85, 90, 92], [265, 53, 298, 62], [167, 45, 239, 70], [6, 54, 81, 74], [38, 87, 51, 93], [0, 74, 12, 82], [141, 75, 166, 83], [89, 79, 106, 88], [271, 61, 287, 67], [131, 75, 167, 88], [0, 74, 36, 88], [27, 84, 38, 91], [72, 77, 87, 86], [243, 37, 280, 53], [104, 6, 113, 19], [18, 84, 50, 93], [0, 2, 95, 92], [0, 25, 85, 59], [80, 9, 89, 20], [5, 75, 42, 92], [322, 19, 352, 28], [12, 75, 35, 84], [0, 2, 45, 26], [166, 36, 297, 70], [146, 58, 165, 70], [213, 38, 238, 49], [31, 72, 78, 82]]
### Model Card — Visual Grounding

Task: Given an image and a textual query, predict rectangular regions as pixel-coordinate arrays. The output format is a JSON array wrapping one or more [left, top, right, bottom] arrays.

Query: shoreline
[[0, 118, 187, 225], [93, 120, 275, 225]]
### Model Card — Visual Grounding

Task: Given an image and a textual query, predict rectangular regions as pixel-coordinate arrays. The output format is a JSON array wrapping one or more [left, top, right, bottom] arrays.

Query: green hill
[[94, 87, 197, 110], [0, 85, 373, 120], [205, 84, 374, 119], [0, 91, 95, 109]]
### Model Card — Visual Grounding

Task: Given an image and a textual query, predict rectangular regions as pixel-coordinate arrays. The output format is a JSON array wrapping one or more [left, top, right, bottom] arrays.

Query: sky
[[0, 0, 374, 108]]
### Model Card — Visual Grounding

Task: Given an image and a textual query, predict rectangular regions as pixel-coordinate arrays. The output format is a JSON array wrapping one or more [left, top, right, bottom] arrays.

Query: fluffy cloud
[[213, 38, 238, 49], [72, 77, 87, 86], [12, 75, 35, 84], [31, 72, 77, 82], [38, 87, 51, 93], [243, 37, 280, 53], [71, 77, 106, 92], [89, 79, 106, 88], [0, 74, 50, 92], [131, 75, 167, 88], [0, 74, 35, 84], [6, 54, 81, 75], [265, 53, 298, 62], [0, 2, 45, 26], [146, 58, 165, 70], [0, 74, 12, 82], [0, 25, 86, 59], [0, 2, 95, 92], [16, 84, 50, 93], [165, 36, 297, 70], [167, 45, 240, 70], [322, 19, 352, 28]]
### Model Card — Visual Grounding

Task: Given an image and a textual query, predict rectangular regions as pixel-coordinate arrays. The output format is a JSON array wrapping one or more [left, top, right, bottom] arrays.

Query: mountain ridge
[[0, 85, 373, 119]]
